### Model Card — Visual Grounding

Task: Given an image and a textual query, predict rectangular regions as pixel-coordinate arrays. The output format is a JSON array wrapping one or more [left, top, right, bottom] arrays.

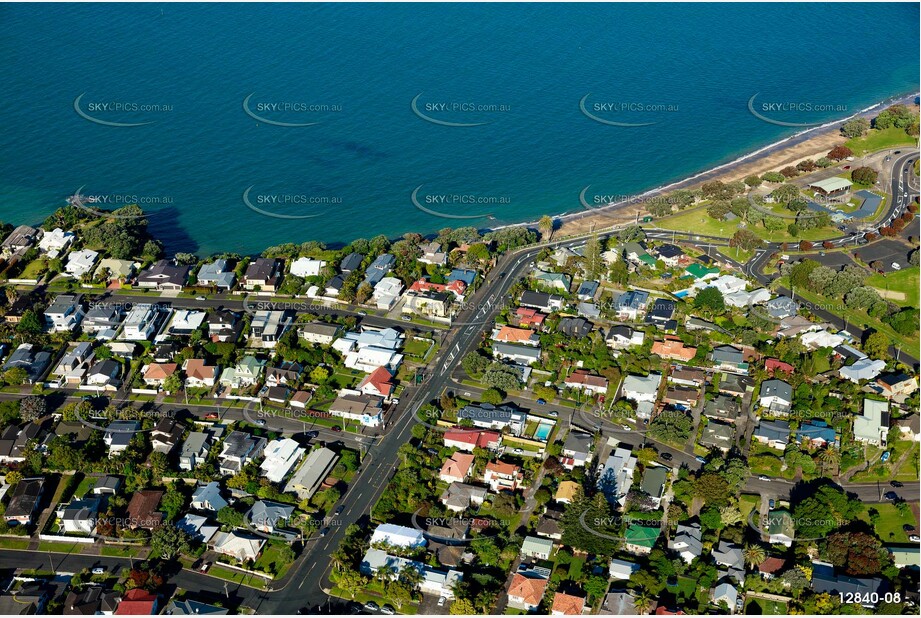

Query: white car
[[892, 262, 901, 271], [438, 597, 447, 607], [91, 567, 105, 575]]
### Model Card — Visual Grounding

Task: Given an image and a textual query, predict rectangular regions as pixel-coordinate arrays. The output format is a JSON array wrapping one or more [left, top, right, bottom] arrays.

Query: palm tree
[[743, 544, 767, 568], [539, 215, 554, 241], [818, 447, 841, 475], [376, 564, 396, 584], [633, 589, 655, 615]]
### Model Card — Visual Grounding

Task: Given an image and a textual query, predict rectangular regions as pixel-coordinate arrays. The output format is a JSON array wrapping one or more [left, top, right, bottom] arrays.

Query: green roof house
[[624, 524, 661, 555]]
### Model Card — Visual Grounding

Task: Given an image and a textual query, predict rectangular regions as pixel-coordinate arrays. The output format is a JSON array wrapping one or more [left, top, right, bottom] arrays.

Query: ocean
[[0, 2, 917, 255]]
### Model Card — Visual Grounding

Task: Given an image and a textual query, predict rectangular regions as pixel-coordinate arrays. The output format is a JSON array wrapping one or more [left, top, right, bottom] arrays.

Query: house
[[260, 438, 306, 483], [711, 581, 739, 612], [86, 359, 122, 389], [758, 379, 792, 414], [557, 316, 592, 338], [202, 309, 240, 343], [621, 373, 662, 403], [624, 524, 660, 555], [765, 358, 795, 376], [329, 391, 383, 427], [183, 358, 218, 388], [357, 366, 395, 399], [0, 224, 40, 257], [339, 252, 364, 274], [95, 258, 137, 282], [63, 587, 120, 616], [136, 260, 189, 291], [555, 480, 580, 504], [766, 509, 795, 546], [809, 176, 853, 196], [290, 256, 327, 278], [700, 421, 734, 451], [360, 548, 462, 598], [839, 358, 886, 383], [601, 591, 636, 615], [151, 417, 183, 454], [44, 294, 84, 332], [418, 241, 447, 265], [210, 530, 265, 563], [576, 280, 599, 300], [404, 289, 452, 318], [535, 504, 565, 540], [651, 336, 696, 362], [362, 253, 396, 286], [92, 475, 122, 496], [0, 424, 42, 464], [457, 403, 526, 435], [520, 535, 554, 560], [372, 276, 404, 310], [669, 366, 706, 387], [492, 341, 541, 365], [757, 556, 787, 579], [196, 258, 236, 289], [249, 310, 294, 348], [703, 394, 741, 423], [710, 345, 747, 374], [285, 447, 339, 501], [561, 431, 594, 468], [875, 373, 918, 399], [436, 450, 475, 483], [564, 369, 608, 395], [163, 599, 229, 616], [57, 497, 101, 535], [83, 303, 124, 333], [550, 592, 585, 616], [2, 343, 52, 383], [125, 489, 164, 530], [606, 325, 645, 350], [515, 307, 547, 328], [669, 521, 703, 563], [52, 342, 95, 386], [37, 227, 74, 258], [219, 355, 266, 388], [443, 428, 500, 452], [684, 262, 720, 280], [623, 241, 654, 266], [180, 432, 213, 470], [796, 420, 838, 448], [440, 482, 488, 512], [765, 296, 799, 320], [493, 325, 541, 346], [66, 249, 99, 278], [407, 277, 467, 300], [334, 326, 404, 372], [894, 414, 920, 443], [598, 448, 637, 505], [243, 257, 283, 292], [152, 341, 181, 363], [191, 481, 228, 513], [218, 431, 267, 476], [371, 523, 427, 549], [613, 290, 649, 320], [114, 589, 160, 616], [484, 460, 523, 492], [609, 558, 641, 580], [718, 373, 753, 397], [121, 303, 165, 340], [142, 362, 178, 388], [507, 572, 549, 612], [887, 545, 921, 568], [576, 301, 601, 320], [265, 361, 303, 388], [447, 268, 477, 286], [534, 270, 571, 292], [646, 298, 677, 328], [519, 290, 564, 312], [685, 316, 726, 333], [712, 541, 745, 582], [298, 321, 341, 345], [4, 477, 45, 525], [104, 421, 140, 457], [810, 561, 887, 605], [753, 420, 791, 450], [854, 399, 889, 446], [640, 466, 668, 507], [166, 309, 207, 336], [654, 243, 685, 267], [247, 501, 296, 538]]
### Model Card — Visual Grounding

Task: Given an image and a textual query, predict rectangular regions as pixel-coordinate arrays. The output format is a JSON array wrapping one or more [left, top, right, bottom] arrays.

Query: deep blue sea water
[[0, 2, 917, 255]]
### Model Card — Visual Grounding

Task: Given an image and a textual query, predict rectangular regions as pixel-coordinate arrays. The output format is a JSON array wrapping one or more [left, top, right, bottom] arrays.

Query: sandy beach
[[552, 94, 920, 239]]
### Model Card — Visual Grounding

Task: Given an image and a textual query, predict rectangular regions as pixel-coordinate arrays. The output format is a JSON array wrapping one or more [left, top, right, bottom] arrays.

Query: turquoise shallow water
[[0, 2, 917, 255]]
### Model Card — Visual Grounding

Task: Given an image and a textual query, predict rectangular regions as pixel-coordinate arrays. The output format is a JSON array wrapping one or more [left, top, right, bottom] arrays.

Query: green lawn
[[73, 476, 97, 499], [19, 258, 48, 279], [207, 565, 268, 589], [739, 494, 760, 520], [747, 598, 788, 614], [857, 502, 917, 543], [568, 556, 585, 579], [403, 338, 433, 359], [0, 538, 30, 550], [37, 541, 85, 554], [865, 267, 919, 308], [719, 246, 754, 263], [100, 545, 143, 558], [845, 127, 916, 156], [253, 542, 294, 579], [655, 207, 841, 243]]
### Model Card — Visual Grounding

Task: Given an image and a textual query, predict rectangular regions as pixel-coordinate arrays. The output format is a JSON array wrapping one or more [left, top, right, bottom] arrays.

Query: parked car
[[305, 431, 319, 439], [892, 262, 901, 271], [357, 311, 367, 316], [910, 535, 920, 542], [884, 491, 899, 501], [205, 412, 219, 420], [769, 499, 775, 509], [196, 296, 206, 301], [401, 315, 412, 321], [381, 605, 395, 615], [758, 475, 771, 481], [335, 505, 344, 515], [92, 567, 105, 575], [331, 425, 342, 432], [438, 597, 447, 607], [364, 601, 379, 612], [255, 419, 266, 426], [891, 481, 904, 487], [660, 452, 673, 461], [199, 563, 210, 573], [536, 398, 546, 405], [320, 527, 330, 537], [695, 456, 707, 463]]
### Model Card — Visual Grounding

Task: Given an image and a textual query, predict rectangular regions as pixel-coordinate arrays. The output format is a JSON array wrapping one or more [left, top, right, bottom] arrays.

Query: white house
[[37, 228, 75, 258], [65, 249, 99, 278], [290, 257, 327, 278], [370, 523, 426, 549], [621, 373, 662, 403], [259, 438, 306, 484]]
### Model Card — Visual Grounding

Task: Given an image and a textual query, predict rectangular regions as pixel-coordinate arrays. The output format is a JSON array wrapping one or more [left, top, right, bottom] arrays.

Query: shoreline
[[498, 91, 919, 240]]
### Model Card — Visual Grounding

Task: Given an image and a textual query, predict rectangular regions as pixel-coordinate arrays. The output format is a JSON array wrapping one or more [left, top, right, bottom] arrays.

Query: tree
[[539, 215, 554, 240], [799, 240, 813, 252], [584, 234, 603, 279], [840, 117, 869, 138], [863, 331, 889, 359], [19, 396, 46, 422], [480, 387, 504, 405], [217, 506, 244, 529], [744, 175, 763, 189], [761, 171, 785, 183], [16, 310, 42, 335], [825, 531, 885, 576], [150, 525, 192, 561], [355, 282, 373, 305], [874, 104, 915, 131], [693, 287, 725, 315], [310, 366, 329, 383], [827, 145, 852, 161], [851, 166, 878, 185], [583, 575, 609, 603], [450, 599, 476, 615], [2, 367, 27, 386], [336, 567, 368, 599], [743, 544, 766, 568]]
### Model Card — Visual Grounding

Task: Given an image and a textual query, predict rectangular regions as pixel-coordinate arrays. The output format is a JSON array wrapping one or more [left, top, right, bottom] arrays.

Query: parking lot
[[854, 238, 914, 272], [800, 251, 859, 271]]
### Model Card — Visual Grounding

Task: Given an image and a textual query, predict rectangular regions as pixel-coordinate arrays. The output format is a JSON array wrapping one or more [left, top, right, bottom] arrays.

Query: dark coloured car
[[884, 491, 899, 501], [890, 481, 903, 487], [331, 425, 342, 432], [660, 452, 673, 461], [305, 431, 320, 439]]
